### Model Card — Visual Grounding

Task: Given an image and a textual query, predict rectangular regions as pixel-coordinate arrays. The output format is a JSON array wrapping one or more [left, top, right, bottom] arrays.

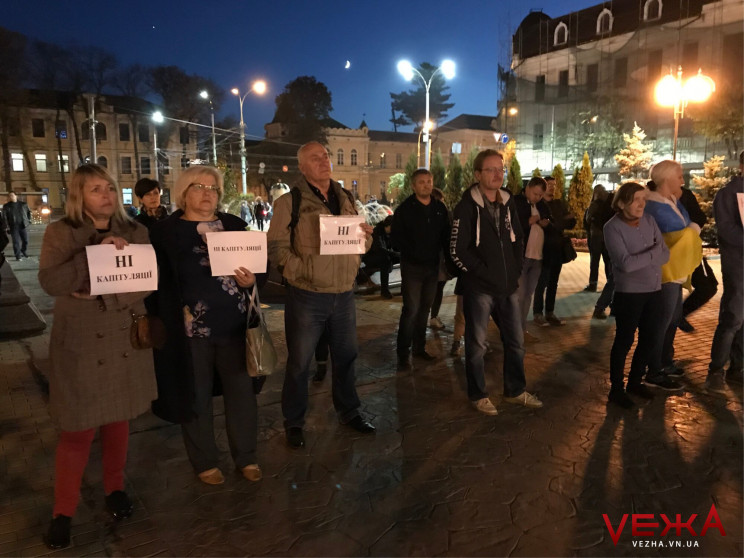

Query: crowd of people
[[33, 145, 742, 549]]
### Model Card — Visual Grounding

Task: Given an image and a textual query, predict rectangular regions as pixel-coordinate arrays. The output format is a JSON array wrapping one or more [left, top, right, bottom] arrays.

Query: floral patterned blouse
[[174, 219, 247, 339]]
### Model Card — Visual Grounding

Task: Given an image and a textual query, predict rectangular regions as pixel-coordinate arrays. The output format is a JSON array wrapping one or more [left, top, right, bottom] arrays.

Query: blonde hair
[[173, 166, 224, 211], [66, 164, 130, 227]]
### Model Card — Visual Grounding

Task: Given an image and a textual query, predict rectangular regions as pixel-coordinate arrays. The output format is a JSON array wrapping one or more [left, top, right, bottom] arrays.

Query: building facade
[[502, 0, 743, 181]]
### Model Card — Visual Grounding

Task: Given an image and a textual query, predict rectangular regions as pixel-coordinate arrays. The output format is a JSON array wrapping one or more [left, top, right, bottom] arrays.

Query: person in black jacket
[[362, 215, 398, 298], [451, 149, 543, 415], [2, 192, 32, 260], [133, 178, 169, 230], [391, 169, 450, 366]]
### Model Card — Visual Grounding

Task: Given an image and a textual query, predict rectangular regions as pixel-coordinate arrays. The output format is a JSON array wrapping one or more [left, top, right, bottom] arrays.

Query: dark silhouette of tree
[[0, 26, 27, 192], [389, 62, 455, 131], [272, 76, 333, 145]]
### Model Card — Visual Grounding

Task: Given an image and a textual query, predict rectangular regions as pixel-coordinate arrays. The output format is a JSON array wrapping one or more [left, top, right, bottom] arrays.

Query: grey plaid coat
[[38, 218, 157, 431]]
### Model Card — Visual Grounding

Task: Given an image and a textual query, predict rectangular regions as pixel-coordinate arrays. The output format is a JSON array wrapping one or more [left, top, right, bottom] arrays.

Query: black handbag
[[561, 236, 578, 264]]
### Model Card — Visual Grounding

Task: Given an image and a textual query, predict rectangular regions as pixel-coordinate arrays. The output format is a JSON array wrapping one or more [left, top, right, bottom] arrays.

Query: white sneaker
[[503, 391, 543, 408], [533, 313, 549, 327], [429, 317, 445, 330], [472, 397, 498, 415]]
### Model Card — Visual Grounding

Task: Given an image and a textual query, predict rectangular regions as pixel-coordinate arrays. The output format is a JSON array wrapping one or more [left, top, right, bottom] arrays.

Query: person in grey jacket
[[603, 182, 669, 408]]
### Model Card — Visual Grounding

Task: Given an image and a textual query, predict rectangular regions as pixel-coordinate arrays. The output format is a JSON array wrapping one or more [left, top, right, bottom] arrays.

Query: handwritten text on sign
[[86, 244, 158, 295], [319, 215, 366, 255], [206, 231, 267, 276]]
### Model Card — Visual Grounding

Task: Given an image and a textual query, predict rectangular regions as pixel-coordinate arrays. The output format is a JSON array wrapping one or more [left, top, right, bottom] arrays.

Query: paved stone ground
[[0, 225, 741, 557]]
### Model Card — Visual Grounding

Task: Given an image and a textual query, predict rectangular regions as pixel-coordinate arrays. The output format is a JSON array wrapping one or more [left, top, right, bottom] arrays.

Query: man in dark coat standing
[[2, 192, 32, 260]]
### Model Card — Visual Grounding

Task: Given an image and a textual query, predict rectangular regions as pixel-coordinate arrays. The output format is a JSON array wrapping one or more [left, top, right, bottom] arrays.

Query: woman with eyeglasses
[[148, 166, 262, 485]]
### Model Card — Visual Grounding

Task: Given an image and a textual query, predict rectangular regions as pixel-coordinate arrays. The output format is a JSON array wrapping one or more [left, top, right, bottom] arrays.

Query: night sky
[[7, 0, 591, 138]]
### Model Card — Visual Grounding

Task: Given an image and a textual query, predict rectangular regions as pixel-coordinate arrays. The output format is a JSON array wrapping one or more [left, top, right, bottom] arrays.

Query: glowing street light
[[152, 111, 164, 180], [397, 59, 455, 169], [199, 90, 218, 165], [655, 66, 715, 160], [232, 80, 268, 194]]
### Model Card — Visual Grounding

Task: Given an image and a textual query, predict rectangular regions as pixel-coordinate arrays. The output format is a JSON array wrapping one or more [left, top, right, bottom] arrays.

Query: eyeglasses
[[189, 183, 220, 193], [480, 167, 505, 174]]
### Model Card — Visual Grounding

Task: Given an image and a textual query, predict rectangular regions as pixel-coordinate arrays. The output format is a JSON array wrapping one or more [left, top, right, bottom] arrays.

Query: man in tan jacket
[[268, 142, 375, 448]]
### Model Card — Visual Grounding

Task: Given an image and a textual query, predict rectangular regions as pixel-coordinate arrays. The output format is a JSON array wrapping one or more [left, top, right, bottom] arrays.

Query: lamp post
[[152, 111, 164, 181], [199, 90, 218, 165], [397, 60, 455, 169], [231, 80, 267, 195], [655, 66, 715, 160], [416, 120, 433, 167]]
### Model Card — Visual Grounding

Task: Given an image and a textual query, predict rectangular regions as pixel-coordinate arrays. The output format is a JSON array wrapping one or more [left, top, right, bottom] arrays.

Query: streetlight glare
[[683, 70, 715, 103], [199, 90, 209, 99], [508, 107, 519, 116], [231, 87, 240, 96], [654, 73, 681, 107], [397, 60, 414, 81], [441, 60, 456, 80], [152, 111, 164, 123], [252, 80, 267, 95]]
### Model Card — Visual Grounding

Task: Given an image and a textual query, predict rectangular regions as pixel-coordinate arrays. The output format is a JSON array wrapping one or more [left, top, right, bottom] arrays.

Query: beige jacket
[[268, 179, 372, 293]]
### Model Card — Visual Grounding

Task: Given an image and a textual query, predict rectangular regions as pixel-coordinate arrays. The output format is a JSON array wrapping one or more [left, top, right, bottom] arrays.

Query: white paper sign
[[86, 244, 158, 295], [319, 215, 366, 255], [737, 193, 744, 226], [206, 231, 267, 276]]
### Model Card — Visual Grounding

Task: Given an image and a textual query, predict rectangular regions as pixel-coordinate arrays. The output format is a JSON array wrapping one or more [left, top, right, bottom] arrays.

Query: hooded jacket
[[450, 185, 524, 296]]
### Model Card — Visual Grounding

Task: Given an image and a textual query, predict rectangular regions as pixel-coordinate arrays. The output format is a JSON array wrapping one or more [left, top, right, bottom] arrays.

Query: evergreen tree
[[387, 173, 406, 204], [614, 122, 653, 179], [507, 154, 522, 195], [444, 153, 463, 210], [461, 147, 479, 189], [396, 151, 418, 202], [532, 167, 542, 177], [567, 152, 594, 231], [430, 150, 446, 193], [691, 155, 731, 246], [389, 62, 455, 130], [552, 164, 566, 200]]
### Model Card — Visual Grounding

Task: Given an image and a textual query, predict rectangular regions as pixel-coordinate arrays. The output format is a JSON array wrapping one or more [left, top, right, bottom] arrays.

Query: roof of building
[[440, 114, 498, 132], [367, 130, 418, 143]]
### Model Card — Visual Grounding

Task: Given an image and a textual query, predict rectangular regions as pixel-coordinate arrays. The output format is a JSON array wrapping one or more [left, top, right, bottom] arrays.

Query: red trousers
[[53, 421, 129, 517]]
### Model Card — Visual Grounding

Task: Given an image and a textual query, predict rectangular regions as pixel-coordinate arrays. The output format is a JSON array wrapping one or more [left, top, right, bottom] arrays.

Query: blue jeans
[[397, 261, 438, 355], [10, 226, 29, 259], [283, 286, 361, 429], [463, 289, 527, 400], [516, 257, 542, 330], [710, 266, 744, 373]]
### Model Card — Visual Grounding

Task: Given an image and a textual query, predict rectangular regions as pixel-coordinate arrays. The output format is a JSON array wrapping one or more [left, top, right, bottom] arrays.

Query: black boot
[[44, 515, 71, 549], [105, 490, 133, 520]]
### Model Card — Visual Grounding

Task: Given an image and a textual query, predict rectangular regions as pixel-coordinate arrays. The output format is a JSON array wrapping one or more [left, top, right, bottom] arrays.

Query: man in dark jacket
[[391, 168, 450, 365], [2, 192, 31, 260], [451, 149, 543, 415]]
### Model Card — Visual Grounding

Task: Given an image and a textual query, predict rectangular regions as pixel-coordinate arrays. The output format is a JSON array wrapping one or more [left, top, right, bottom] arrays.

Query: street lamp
[[417, 120, 433, 167], [152, 111, 164, 181], [655, 66, 715, 160], [397, 59, 455, 169], [232, 80, 267, 194], [199, 90, 218, 165]]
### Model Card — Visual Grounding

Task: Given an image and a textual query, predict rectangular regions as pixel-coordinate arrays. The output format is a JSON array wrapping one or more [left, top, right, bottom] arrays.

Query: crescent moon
[[345, 60, 351, 69]]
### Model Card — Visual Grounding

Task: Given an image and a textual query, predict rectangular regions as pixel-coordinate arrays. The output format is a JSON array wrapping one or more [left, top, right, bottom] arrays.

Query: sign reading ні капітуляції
[[319, 215, 366, 255], [86, 244, 158, 295], [206, 231, 267, 276]]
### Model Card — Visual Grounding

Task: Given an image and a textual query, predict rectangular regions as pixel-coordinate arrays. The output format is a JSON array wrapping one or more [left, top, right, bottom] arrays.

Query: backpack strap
[[288, 187, 302, 254]]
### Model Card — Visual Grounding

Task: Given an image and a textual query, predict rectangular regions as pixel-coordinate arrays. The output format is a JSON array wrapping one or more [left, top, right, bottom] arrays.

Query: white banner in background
[[319, 215, 366, 255], [206, 231, 267, 276], [86, 244, 158, 295]]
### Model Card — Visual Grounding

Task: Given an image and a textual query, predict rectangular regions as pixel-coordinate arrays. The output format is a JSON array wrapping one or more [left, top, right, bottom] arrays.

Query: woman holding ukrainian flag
[[644, 160, 703, 391]]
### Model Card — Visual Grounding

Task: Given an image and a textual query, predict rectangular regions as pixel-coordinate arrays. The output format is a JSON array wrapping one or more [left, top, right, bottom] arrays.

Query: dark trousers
[[283, 286, 361, 428], [182, 336, 258, 473], [363, 253, 396, 291], [534, 257, 563, 315], [10, 225, 28, 259], [595, 247, 614, 311], [255, 218, 264, 231], [463, 290, 527, 400], [397, 261, 438, 355], [710, 264, 744, 373], [610, 291, 663, 390], [659, 283, 683, 369], [315, 327, 330, 363], [430, 280, 447, 319], [683, 258, 718, 317], [588, 236, 603, 285]]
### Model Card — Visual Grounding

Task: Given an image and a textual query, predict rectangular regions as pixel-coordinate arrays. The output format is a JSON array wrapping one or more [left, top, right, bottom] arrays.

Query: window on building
[[683, 42, 698, 69], [643, 0, 662, 21], [119, 123, 130, 142], [35, 153, 47, 172], [138, 124, 149, 143], [367, 152, 372, 166], [95, 122, 107, 141], [350, 149, 358, 166], [122, 188, 133, 205], [396, 153, 402, 168], [55, 120, 67, 139], [554, 22, 568, 46], [380, 181, 386, 196], [32, 118, 45, 138], [535, 74, 546, 101], [723, 33, 743, 92], [58, 155, 69, 173], [380, 153, 386, 168], [533, 124, 544, 150], [81, 121, 90, 141], [158, 152, 169, 175], [11, 153, 24, 172], [647, 50, 663, 81], [179, 126, 189, 145], [596, 9, 613, 34], [7, 118, 20, 136], [97, 156, 107, 168], [352, 180, 358, 197], [558, 70, 569, 97], [337, 149, 344, 166], [451, 142, 462, 154], [121, 156, 132, 174], [614, 57, 628, 88], [587, 64, 599, 93], [141, 156, 151, 175]]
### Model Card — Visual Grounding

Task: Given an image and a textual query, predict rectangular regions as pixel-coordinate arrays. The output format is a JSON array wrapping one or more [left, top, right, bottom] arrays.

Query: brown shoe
[[241, 464, 262, 482], [198, 467, 225, 485]]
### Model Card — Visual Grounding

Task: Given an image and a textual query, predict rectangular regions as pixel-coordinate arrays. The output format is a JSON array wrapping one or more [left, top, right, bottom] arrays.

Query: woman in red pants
[[38, 164, 157, 549]]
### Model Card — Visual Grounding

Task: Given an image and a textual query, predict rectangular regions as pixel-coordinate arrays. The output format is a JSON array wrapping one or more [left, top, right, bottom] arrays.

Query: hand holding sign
[[319, 215, 367, 255]]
